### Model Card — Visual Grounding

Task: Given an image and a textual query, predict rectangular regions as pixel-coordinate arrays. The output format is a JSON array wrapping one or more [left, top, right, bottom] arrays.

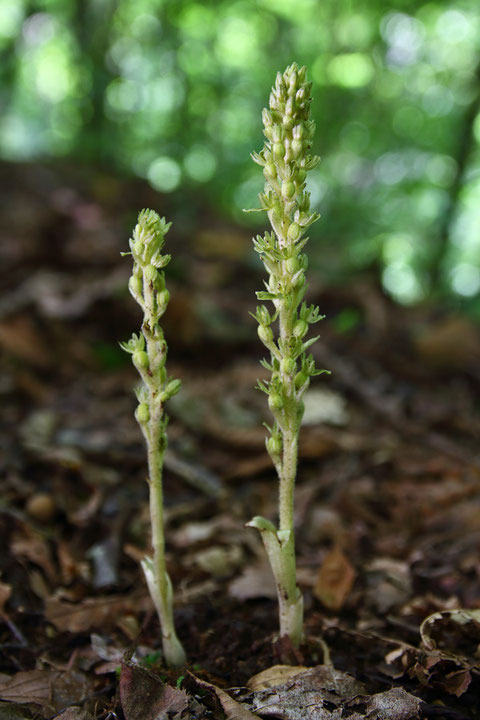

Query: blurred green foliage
[[1, 0, 480, 306]]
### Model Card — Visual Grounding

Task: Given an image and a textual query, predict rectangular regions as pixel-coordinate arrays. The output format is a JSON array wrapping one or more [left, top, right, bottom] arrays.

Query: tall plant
[[247, 64, 328, 647], [121, 209, 186, 667]]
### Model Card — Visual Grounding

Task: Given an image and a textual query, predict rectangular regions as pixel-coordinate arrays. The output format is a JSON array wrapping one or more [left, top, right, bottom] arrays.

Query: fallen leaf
[[302, 388, 349, 426], [420, 608, 480, 661], [120, 662, 188, 720], [0, 671, 52, 709], [243, 665, 366, 718], [11, 528, 57, 583], [0, 316, 52, 368], [414, 315, 480, 370], [55, 709, 95, 720], [228, 561, 276, 601], [247, 665, 309, 691], [191, 544, 243, 577], [314, 546, 355, 611], [443, 668, 472, 697], [45, 593, 150, 633], [345, 687, 422, 720], [0, 702, 33, 720], [188, 673, 260, 720]]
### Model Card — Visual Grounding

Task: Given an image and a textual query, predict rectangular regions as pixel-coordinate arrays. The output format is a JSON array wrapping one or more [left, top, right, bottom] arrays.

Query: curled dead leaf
[[420, 608, 480, 662]]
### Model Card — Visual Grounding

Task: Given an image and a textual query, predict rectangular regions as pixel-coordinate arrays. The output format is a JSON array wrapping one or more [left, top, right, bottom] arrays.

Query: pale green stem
[[142, 402, 186, 667], [261, 293, 304, 647]]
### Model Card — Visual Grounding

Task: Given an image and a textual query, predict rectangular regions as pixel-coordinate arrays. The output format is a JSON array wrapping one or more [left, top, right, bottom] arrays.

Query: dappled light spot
[[0, 0, 24, 40], [422, 84, 454, 117], [215, 16, 259, 68], [374, 152, 407, 186], [106, 78, 140, 114], [382, 262, 424, 304], [451, 263, 480, 297], [425, 154, 457, 187], [436, 9, 472, 43], [327, 53, 374, 88], [381, 12, 425, 67], [184, 145, 217, 183], [147, 156, 182, 192]]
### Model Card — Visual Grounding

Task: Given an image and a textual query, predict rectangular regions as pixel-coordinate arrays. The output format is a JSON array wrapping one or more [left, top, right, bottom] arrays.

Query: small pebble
[[26, 492, 56, 522]]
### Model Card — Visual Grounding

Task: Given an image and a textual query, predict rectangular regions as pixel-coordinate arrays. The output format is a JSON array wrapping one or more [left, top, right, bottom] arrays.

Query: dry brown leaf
[[120, 662, 189, 720], [0, 316, 52, 367], [55, 708, 95, 720], [45, 594, 150, 633], [243, 665, 366, 718], [0, 671, 52, 708], [345, 687, 422, 720], [10, 529, 57, 583], [414, 315, 480, 369], [247, 665, 309, 691], [314, 546, 355, 611], [188, 673, 260, 720], [419, 608, 480, 682]]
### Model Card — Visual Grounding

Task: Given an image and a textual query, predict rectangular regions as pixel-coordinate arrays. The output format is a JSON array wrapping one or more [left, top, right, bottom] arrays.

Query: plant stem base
[[142, 556, 186, 667]]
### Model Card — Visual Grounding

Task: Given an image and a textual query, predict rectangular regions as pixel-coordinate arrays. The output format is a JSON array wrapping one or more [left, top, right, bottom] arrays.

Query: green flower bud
[[133, 240, 144, 257], [287, 223, 301, 241], [165, 378, 181, 398], [144, 265, 159, 284], [268, 393, 283, 411], [272, 125, 285, 143], [291, 139, 303, 157], [264, 126, 274, 141], [258, 325, 273, 344], [292, 124, 303, 139], [281, 181, 295, 199], [295, 372, 309, 390], [293, 320, 308, 338], [157, 289, 170, 308], [285, 257, 299, 274], [292, 273, 306, 289], [264, 163, 276, 178], [282, 115, 294, 129], [297, 169, 307, 183], [280, 357, 295, 374], [285, 97, 294, 115], [129, 275, 143, 296], [135, 403, 150, 424], [262, 108, 273, 127], [267, 435, 282, 455], [273, 142, 285, 159], [133, 350, 150, 369]]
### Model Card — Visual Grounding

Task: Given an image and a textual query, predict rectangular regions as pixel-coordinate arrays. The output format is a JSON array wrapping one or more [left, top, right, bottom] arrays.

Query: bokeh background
[[1, 0, 480, 309]]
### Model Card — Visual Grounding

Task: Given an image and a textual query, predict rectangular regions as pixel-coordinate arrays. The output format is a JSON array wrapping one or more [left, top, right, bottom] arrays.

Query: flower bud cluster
[[126, 209, 172, 331], [121, 210, 181, 436], [251, 64, 328, 462]]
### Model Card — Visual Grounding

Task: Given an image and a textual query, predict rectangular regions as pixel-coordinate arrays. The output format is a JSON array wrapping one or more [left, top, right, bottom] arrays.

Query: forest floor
[[1, 161, 480, 720]]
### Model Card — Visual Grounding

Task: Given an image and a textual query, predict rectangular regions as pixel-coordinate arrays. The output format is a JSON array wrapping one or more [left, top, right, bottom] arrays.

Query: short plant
[[121, 209, 186, 668], [247, 63, 328, 647]]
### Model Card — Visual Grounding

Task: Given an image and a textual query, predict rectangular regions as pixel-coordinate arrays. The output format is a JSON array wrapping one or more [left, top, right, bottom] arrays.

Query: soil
[[1, 161, 480, 719]]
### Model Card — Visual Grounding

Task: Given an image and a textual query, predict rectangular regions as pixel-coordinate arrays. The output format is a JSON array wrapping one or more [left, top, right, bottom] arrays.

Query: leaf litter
[[1, 163, 480, 718]]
